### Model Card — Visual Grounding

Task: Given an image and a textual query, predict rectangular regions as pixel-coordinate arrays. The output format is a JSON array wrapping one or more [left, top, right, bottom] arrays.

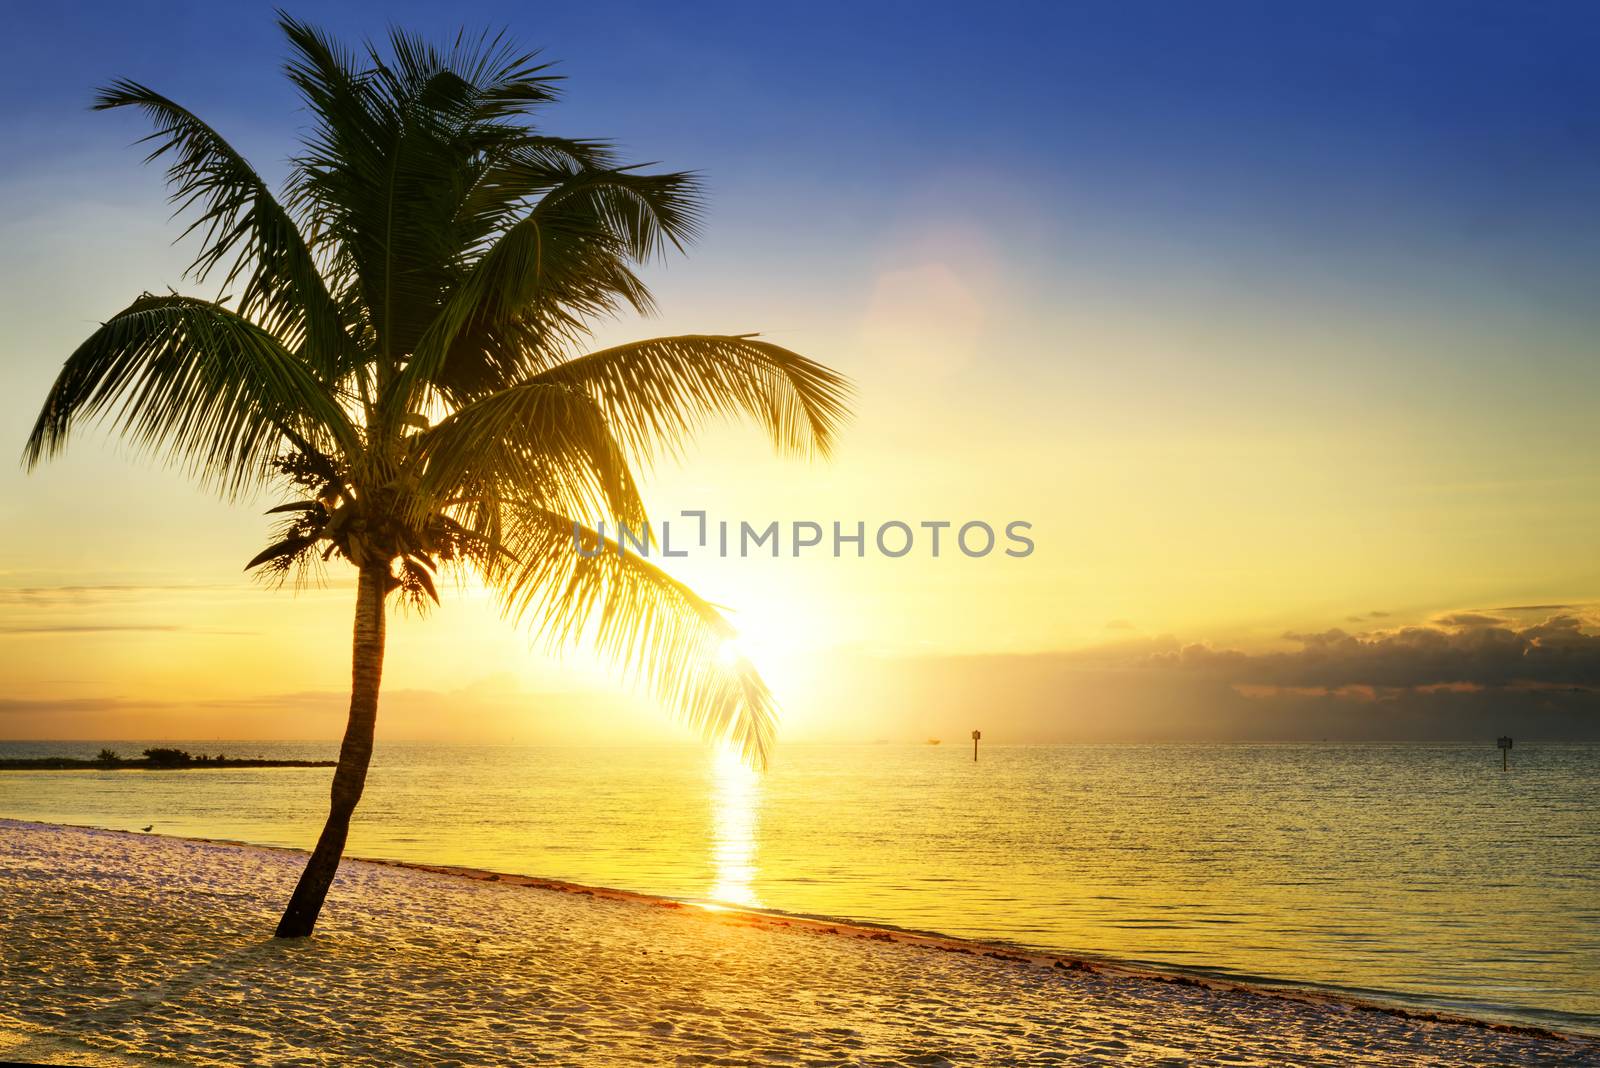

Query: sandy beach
[[0, 820, 1594, 1066]]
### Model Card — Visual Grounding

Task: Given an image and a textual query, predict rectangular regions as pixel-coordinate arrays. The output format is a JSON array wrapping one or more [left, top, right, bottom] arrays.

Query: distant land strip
[[0, 747, 333, 771]]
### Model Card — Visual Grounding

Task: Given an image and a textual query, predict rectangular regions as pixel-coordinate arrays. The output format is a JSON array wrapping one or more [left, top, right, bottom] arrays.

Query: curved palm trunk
[[275, 562, 388, 938]]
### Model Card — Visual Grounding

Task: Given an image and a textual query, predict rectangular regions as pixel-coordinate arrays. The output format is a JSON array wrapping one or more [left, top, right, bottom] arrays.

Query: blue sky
[[5, 2, 1599, 333], [5, 3, 1598, 251]]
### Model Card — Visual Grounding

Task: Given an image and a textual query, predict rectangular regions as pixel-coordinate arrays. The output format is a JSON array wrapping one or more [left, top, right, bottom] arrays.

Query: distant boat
[[927, 738, 941, 745]]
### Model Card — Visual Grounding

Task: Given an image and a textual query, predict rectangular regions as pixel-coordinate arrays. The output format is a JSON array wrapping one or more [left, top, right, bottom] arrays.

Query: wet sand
[[2, 819, 1595, 1066]]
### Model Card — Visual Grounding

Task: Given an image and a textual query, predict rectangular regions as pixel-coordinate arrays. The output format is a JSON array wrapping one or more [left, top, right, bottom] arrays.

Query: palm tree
[[22, 19, 849, 938]]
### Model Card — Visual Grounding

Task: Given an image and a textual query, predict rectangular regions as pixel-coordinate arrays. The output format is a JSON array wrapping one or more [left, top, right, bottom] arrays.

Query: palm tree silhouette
[[23, 18, 849, 938]]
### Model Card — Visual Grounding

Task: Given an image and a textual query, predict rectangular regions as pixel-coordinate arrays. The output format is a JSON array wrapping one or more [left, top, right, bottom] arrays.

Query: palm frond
[[279, 14, 418, 369], [282, 16, 578, 379], [246, 530, 323, 573], [454, 137, 620, 246], [94, 81, 351, 382], [397, 166, 703, 407], [377, 24, 561, 122], [533, 165, 703, 262], [532, 334, 852, 463], [23, 294, 358, 498], [406, 381, 645, 528], [494, 506, 777, 768]]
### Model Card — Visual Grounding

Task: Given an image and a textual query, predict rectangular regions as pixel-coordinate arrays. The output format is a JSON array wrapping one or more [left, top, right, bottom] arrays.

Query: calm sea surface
[[2, 741, 1595, 1032]]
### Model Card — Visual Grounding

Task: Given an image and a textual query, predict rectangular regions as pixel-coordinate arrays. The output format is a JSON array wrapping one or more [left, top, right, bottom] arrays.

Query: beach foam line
[[7, 817, 1593, 1045]]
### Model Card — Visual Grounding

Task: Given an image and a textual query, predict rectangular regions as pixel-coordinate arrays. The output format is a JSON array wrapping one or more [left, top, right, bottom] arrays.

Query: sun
[[704, 596, 827, 736], [716, 602, 817, 696], [715, 636, 744, 669]]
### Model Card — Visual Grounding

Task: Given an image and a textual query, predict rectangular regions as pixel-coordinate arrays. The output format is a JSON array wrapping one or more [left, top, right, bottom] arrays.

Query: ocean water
[[2, 741, 1595, 1032]]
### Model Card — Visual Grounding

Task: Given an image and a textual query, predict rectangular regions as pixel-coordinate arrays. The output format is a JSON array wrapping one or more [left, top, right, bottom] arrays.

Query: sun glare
[[711, 596, 823, 708], [708, 745, 762, 907]]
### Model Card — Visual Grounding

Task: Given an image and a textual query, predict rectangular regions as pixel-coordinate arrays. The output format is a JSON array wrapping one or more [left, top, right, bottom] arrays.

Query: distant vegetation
[[94, 747, 254, 766], [2, 748, 334, 771], [142, 747, 203, 766]]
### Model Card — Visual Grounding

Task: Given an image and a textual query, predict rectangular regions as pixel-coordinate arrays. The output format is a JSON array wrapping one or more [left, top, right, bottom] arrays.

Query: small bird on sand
[[141, 824, 153, 832]]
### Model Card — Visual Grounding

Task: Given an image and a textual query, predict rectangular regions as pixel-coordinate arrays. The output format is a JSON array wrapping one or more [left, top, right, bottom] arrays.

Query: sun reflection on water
[[709, 747, 762, 907]]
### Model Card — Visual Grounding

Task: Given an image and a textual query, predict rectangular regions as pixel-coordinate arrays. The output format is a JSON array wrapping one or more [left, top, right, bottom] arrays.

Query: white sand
[[1, 819, 1594, 1067]]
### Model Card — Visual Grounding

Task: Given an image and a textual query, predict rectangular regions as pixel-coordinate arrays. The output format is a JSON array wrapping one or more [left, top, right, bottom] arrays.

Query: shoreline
[[13, 817, 1595, 1044]]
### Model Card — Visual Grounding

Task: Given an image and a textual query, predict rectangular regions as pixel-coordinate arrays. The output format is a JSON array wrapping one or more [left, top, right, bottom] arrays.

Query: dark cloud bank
[[860, 614, 1600, 742]]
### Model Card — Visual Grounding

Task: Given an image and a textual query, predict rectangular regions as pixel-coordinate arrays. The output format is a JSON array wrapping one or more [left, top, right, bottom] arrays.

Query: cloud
[[1429, 612, 1507, 627], [828, 613, 1600, 743], [0, 583, 236, 604], [0, 583, 271, 635], [1491, 603, 1584, 613], [822, 631, 1600, 742], [0, 624, 184, 635], [1161, 615, 1600, 693], [1345, 609, 1393, 623], [0, 623, 257, 636]]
